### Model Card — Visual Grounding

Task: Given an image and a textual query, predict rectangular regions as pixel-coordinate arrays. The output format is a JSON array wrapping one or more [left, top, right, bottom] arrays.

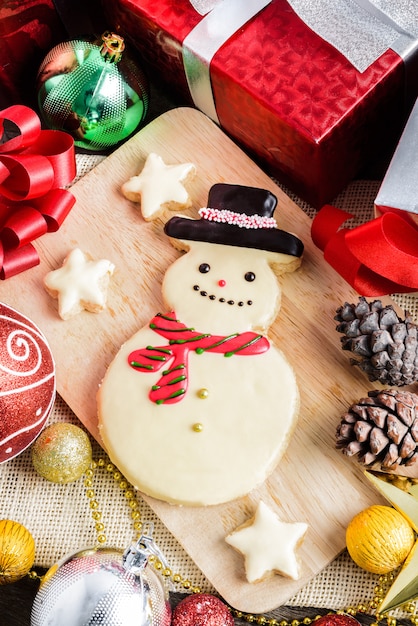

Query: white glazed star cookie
[[225, 501, 308, 582], [121, 152, 196, 221], [44, 248, 115, 320]]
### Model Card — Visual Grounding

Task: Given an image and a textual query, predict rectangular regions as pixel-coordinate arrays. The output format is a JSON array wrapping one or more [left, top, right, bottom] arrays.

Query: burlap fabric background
[[0, 152, 417, 623]]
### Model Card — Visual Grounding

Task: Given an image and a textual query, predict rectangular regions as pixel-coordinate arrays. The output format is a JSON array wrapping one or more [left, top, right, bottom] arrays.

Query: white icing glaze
[[98, 240, 300, 506], [121, 152, 196, 221], [225, 501, 308, 582], [163, 242, 283, 335], [44, 248, 115, 320]]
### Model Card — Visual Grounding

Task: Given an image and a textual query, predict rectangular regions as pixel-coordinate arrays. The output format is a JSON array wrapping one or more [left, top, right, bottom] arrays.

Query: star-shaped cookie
[[44, 248, 115, 320], [121, 152, 196, 221], [225, 501, 308, 583]]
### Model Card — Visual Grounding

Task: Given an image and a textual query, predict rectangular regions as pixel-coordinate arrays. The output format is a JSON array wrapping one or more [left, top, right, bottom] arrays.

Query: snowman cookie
[[98, 184, 304, 506]]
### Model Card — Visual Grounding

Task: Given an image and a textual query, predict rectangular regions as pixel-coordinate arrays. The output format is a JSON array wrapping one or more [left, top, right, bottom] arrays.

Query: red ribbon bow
[[311, 205, 418, 296], [0, 105, 76, 279]]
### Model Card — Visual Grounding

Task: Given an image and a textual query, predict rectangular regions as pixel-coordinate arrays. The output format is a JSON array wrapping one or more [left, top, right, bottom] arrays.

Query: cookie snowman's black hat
[[164, 183, 304, 257]]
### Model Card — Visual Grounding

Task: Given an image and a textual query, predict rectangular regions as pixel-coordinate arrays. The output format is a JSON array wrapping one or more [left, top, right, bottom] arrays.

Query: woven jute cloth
[[0, 154, 416, 619]]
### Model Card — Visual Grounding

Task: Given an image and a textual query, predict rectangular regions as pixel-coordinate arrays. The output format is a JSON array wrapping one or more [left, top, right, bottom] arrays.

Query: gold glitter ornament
[[31, 423, 92, 483], [346, 505, 415, 574], [0, 519, 35, 584]]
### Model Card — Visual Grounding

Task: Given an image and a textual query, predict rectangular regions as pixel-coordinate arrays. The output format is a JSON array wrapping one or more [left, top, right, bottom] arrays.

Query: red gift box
[[101, 0, 418, 208]]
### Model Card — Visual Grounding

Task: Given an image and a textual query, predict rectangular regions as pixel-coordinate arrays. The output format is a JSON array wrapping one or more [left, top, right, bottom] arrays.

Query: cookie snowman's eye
[[244, 271, 256, 282], [199, 263, 211, 274]]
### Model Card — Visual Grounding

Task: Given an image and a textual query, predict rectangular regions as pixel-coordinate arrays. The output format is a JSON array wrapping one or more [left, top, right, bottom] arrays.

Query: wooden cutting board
[[1, 108, 413, 613]]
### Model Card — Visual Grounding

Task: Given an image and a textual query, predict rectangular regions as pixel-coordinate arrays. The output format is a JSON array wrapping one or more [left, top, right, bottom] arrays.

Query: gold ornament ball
[[346, 504, 415, 574], [32, 423, 92, 483], [0, 519, 36, 584]]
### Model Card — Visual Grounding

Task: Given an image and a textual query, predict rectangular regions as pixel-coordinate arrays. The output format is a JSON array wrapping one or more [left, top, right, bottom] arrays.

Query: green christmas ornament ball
[[32, 423, 92, 483], [36, 31, 149, 152]]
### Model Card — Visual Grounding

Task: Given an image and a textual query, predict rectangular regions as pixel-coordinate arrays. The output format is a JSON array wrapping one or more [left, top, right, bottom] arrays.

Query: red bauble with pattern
[[0, 302, 55, 463]]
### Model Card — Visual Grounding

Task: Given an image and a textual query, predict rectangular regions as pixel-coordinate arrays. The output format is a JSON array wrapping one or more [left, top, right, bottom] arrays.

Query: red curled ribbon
[[311, 204, 418, 296], [0, 105, 76, 279]]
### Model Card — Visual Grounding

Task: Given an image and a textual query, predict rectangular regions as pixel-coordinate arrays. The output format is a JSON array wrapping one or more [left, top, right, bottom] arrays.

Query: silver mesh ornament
[[31, 529, 172, 626], [36, 32, 149, 152]]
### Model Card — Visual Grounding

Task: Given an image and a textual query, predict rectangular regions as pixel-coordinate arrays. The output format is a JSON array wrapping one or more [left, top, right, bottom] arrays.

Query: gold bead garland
[[84, 457, 202, 595], [26, 454, 417, 626]]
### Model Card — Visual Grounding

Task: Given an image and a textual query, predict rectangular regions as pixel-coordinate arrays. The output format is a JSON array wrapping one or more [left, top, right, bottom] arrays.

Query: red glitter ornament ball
[[314, 615, 361, 626], [172, 593, 234, 626], [0, 302, 55, 463]]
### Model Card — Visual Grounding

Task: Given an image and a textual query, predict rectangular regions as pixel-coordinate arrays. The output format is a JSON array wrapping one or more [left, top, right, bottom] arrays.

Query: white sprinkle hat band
[[198, 207, 277, 230]]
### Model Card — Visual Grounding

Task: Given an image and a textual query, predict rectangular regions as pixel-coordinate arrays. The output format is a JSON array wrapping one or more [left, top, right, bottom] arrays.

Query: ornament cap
[[123, 522, 170, 576], [122, 541, 148, 575], [100, 31, 125, 63]]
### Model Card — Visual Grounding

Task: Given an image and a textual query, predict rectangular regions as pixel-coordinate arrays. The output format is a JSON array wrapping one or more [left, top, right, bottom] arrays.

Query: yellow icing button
[[192, 423, 204, 433], [197, 388, 209, 399]]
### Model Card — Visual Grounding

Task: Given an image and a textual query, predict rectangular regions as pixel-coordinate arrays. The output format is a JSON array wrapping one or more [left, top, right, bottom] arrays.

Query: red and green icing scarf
[[128, 312, 270, 405]]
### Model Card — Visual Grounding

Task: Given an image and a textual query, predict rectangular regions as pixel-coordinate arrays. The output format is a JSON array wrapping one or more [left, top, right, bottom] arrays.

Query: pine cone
[[336, 389, 418, 469], [335, 297, 418, 386]]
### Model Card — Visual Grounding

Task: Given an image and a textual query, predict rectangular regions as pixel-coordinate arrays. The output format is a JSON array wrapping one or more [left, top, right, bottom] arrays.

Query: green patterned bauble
[[36, 31, 149, 152]]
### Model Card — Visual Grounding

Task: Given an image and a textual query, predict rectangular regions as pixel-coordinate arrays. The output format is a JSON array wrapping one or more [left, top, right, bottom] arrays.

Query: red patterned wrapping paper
[[102, 0, 418, 208]]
